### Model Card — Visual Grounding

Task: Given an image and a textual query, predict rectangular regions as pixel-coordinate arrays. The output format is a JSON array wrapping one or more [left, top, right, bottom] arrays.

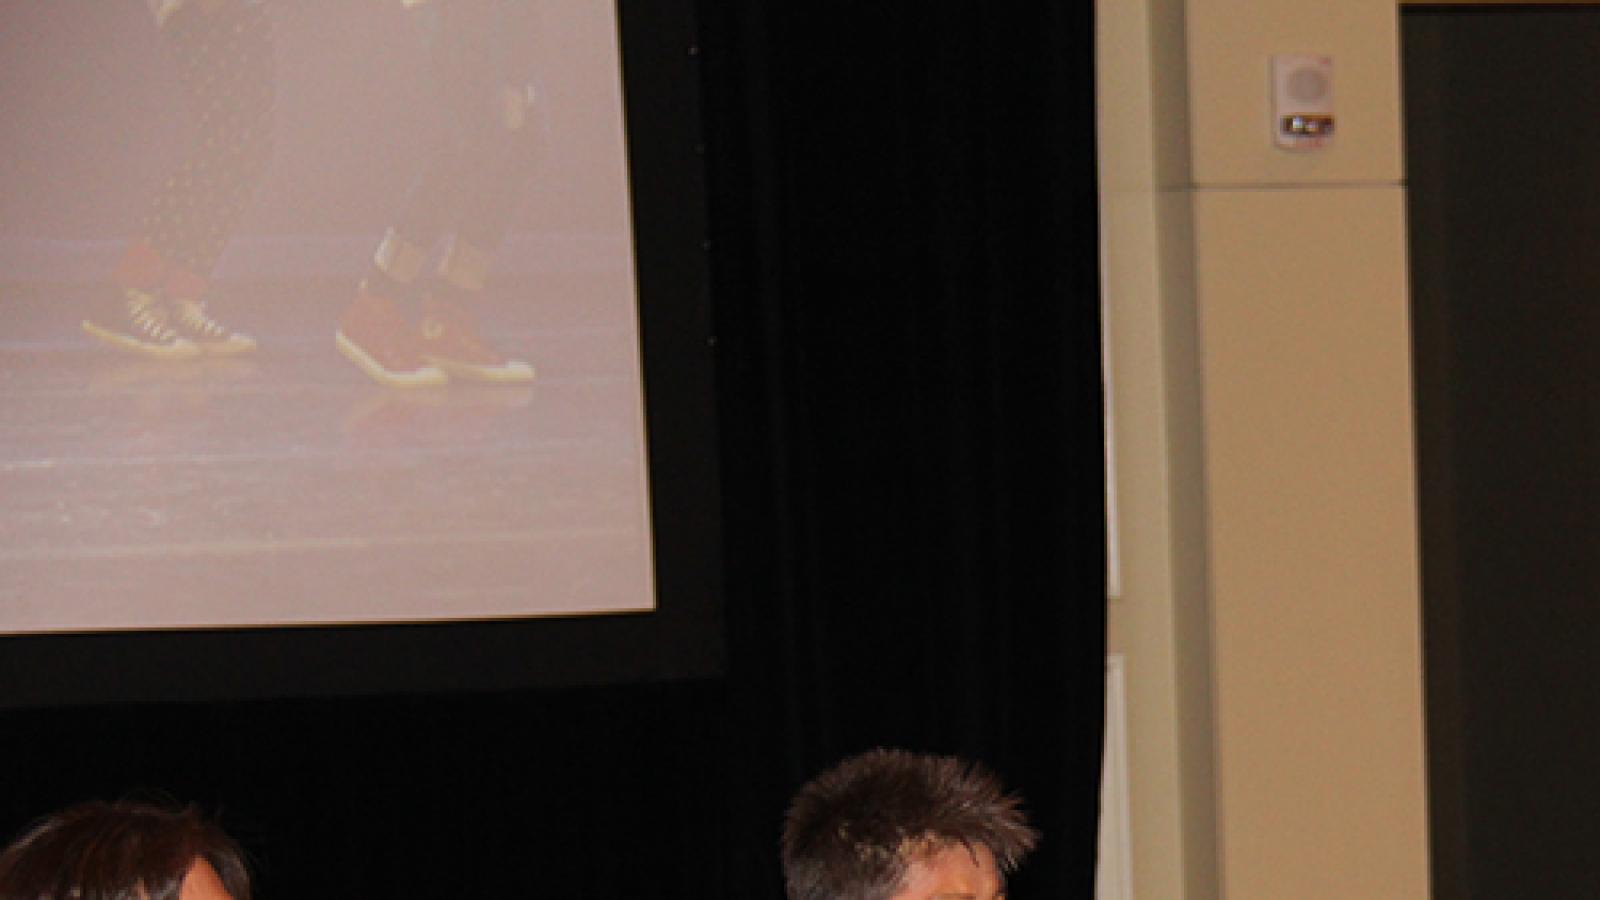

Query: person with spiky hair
[[0, 799, 250, 900], [781, 748, 1038, 900]]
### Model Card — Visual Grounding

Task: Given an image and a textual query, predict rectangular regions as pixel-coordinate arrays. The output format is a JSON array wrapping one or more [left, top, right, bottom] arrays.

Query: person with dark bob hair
[[0, 799, 250, 900], [781, 748, 1038, 900]]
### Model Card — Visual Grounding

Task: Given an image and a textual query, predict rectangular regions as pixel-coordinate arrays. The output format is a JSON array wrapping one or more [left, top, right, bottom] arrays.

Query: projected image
[[0, 0, 655, 631]]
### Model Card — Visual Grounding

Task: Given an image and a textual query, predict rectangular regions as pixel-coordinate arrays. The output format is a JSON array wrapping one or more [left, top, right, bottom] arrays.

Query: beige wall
[[1100, 0, 1429, 897]]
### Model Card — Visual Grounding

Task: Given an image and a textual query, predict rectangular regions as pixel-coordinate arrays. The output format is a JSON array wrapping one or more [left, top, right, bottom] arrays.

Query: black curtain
[[704, 3, 1105, 896], [0, 3, 1103, 897]]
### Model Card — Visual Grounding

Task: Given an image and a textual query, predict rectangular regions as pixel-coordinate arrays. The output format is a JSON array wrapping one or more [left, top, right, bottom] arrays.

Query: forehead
[[180, 859, 234, 900], [892, 843, 1001, 900]]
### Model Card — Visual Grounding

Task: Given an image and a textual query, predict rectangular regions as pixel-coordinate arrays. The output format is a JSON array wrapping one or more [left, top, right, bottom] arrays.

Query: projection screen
[[0, 1, 700, 642]]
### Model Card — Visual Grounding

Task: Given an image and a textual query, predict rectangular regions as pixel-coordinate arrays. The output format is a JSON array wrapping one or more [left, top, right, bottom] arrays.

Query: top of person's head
[[780, 748, 1038, 900], [0, 798, 250, 900]]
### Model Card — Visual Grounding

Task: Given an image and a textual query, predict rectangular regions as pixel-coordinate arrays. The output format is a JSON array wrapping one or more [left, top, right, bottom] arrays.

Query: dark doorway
[[1405, 8, 1600, 898]]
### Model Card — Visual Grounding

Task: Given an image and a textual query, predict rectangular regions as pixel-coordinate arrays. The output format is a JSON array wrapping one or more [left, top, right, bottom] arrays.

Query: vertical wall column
[[1103, 0, 1430, 896], [1185, 1, 1428, 897], [1099, 0, 1218, 894]]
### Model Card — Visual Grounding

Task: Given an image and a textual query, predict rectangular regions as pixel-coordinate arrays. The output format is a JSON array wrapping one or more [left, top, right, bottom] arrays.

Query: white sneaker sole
[[197, 334, 258, 356], [82, 320, 201, 360], [337, 331, 448, 387], [424, 355, 535, 383]]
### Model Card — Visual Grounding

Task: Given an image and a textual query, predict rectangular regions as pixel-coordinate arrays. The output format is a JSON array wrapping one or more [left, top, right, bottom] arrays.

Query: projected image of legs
[[338, 1, 541, 389], [0, 1, 654, 632], [82, 0, 272, 361]]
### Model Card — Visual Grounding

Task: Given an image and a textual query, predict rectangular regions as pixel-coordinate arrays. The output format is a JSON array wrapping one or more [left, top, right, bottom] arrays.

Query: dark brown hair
[[0, 799, 250, 900], [781, 748, 1038, 900]]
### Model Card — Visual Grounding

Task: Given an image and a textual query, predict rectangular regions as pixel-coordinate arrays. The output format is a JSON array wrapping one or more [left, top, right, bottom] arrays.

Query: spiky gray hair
[[780, 748, 1038, 900]]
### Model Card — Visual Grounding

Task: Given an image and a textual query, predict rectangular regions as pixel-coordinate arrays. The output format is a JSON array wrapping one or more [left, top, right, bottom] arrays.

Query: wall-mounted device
[[1272, 54, 1334, 150]]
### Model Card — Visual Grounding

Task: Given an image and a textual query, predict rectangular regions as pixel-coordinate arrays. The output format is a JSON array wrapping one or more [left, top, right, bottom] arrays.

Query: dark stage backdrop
[[704, 3, 1105, 896], [0, 2, 1103, 896]]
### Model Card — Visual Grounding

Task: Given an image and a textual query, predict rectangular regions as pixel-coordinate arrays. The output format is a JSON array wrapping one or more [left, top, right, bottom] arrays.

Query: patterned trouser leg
[[142, 0, 275, 280], [392, 0, 540, 257]]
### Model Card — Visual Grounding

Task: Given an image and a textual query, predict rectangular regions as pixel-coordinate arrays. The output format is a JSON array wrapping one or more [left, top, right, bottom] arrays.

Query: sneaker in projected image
[[82, 288, 201, 360], [336, 283, 448, 388], [418, 296, 535, 383], [171, 298, 257, 355]]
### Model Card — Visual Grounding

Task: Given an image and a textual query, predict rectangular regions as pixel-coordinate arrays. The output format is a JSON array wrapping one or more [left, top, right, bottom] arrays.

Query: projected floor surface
[[0, 278, 655, 632]]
